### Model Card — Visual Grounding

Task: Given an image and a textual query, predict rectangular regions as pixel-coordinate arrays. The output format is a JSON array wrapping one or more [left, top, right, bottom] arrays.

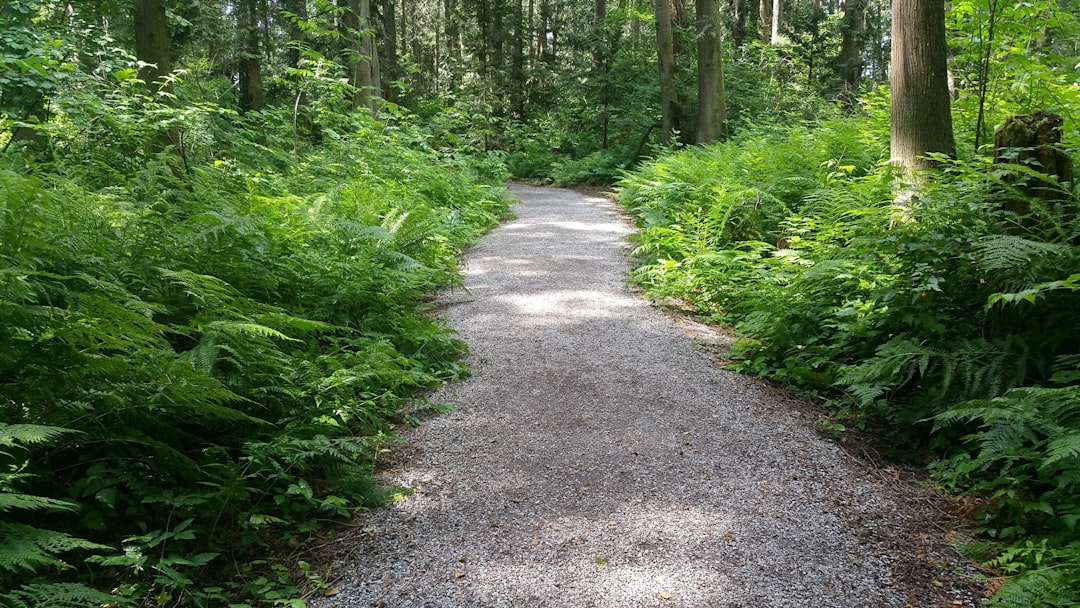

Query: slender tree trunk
[[890, 0, 955, 175], [727, 0, 747, 43], [696, 0, 727, 143], [770, 0, 781, 43], [672, 0, 695, 144], [239, 0, 264, 113], [380, 0, 399, 103], [511, 0, 526, 115], [836, 0, 867, 97], [656, 0, 676, 146], [758, 0, 771, 42], [593, 0, 606, 68]]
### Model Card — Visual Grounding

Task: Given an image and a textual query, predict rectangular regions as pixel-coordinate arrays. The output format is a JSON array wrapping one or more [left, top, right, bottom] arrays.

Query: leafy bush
[[1, 92, 509, 603]]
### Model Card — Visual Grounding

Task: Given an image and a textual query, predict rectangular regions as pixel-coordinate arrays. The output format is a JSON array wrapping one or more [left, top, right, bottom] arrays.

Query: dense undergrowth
[[616, 114, 1080, 605], [0, 87, 509, 605]]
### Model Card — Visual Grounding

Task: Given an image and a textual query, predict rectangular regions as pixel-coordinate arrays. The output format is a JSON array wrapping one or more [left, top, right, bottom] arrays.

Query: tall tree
[[133, 0, 172, 94], [770, 0, 781, 43], [239, 0, 264, 113], [696, 0, 727, 143], [656, 0, 676, 145], [758, 0, 771, 41], [836, 0, 867, 95], [889, 0, 955, 174]]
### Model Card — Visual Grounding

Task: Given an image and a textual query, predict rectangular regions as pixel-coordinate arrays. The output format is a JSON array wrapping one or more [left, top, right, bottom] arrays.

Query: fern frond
[[1044, 431, 1080, 467], [0, 582, 126, 608], [0, 523, 109, 573], [990, 567, 1079, 608], [204, 320, 300, 343], [974, 235, 1070, 272], [0, 493, 77, 513], [0, 424, 76, 449]]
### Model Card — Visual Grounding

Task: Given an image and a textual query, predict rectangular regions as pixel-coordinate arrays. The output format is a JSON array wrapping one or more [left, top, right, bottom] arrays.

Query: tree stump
[[993, 111, 1074, 216]]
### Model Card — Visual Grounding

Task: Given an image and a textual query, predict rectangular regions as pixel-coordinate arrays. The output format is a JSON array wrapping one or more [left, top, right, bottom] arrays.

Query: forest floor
[[312, 185, 989, 607]]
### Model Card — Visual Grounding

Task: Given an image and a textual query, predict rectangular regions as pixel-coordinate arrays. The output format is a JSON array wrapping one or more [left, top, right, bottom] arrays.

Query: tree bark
[[696, 0, 727, 143], [836, 0, 866, 95], [656, 0, 676, 146], [345, 0, 377, 111], [727, 0, 747, 43], [133, 0, 173, 94], [889, 0, 954, 175], [381, 0, 399, 103], [770, 0, 780, 43], [239, 0, 264, 113], [758, 0, 771, 42]]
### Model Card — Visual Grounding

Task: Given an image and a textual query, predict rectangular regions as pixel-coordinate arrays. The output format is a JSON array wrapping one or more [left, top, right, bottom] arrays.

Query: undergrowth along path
[[315, 185, 983, 607]]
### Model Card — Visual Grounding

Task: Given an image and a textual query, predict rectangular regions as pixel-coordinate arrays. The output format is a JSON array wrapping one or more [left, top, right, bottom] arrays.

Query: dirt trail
[[315, 185, 983, 607]]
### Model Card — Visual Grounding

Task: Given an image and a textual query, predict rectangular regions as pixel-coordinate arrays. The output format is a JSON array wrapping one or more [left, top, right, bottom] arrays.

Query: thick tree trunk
[[889, 0, 954, 175], [656, 0, 676, 146], [696, 0, 727, 143], [345, 0, 377, 111], [133, 0, 173, 94]]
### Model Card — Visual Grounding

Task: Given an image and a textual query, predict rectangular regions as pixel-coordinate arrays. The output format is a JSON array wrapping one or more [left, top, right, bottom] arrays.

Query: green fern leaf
[[0, 424, 75, 449], [0, 493, 76, 513], [1043, 431, 1080, 467], [0, 582, 126, 608], [0, 523, 109, 573]]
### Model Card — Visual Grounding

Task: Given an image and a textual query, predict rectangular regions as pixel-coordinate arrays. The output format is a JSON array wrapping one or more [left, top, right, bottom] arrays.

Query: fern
[[0, 524, 109, 574], [0, 582, 124, 608]]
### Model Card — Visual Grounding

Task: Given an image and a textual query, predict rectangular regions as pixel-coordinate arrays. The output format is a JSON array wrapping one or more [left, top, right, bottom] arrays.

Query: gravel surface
[[314, 185, 984, 607]]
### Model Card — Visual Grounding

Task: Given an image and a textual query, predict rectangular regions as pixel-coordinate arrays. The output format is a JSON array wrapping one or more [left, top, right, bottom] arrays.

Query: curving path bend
[[315, 185, 982, 607]]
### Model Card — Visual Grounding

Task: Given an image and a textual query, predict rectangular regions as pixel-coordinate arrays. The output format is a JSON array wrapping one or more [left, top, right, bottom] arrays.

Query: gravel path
[[315, 185, 983, 607]]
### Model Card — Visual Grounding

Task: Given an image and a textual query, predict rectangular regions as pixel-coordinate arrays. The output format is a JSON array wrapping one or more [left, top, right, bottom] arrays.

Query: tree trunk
[[593, 0, 606, 69], [511, 0, 526, 115], [345, 0, 377, 111], [239, 0, 264, 113], [770, 0, 780, 43], [656, 0, 676, 146], [758, 0, 771, 42], [696, 0, 727, 143], [672, 0, 695, 144], [133, 0, 173, 94], [381, 0, 399, 103], [889, 0, 954, 175], [836, 0, 866, 96], [727, 0, 747, 43]]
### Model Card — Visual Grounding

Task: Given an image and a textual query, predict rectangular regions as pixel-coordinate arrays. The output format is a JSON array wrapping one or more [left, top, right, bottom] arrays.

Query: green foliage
[[0, 423, 125, 607], [617, 109, 1080, 604], [1, 48, 509, 602]]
